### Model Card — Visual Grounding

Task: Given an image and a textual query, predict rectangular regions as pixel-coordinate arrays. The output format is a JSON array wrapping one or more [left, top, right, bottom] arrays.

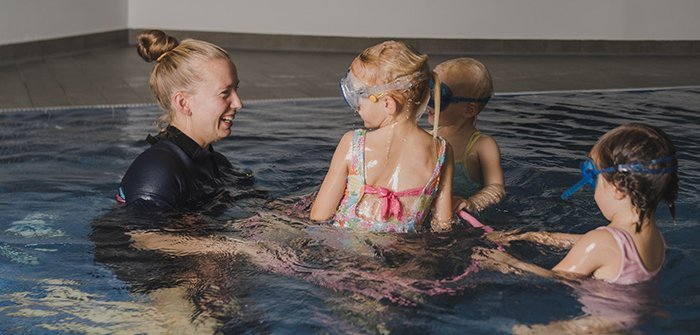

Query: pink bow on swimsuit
[[364, 185, 422, 221]]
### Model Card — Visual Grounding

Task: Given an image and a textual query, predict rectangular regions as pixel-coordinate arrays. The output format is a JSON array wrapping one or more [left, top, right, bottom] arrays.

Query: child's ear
[[172, 92, 192, 116], [612, 185, 627, 201], [464, 102, 480, 118], [383, 96, 398, 115]]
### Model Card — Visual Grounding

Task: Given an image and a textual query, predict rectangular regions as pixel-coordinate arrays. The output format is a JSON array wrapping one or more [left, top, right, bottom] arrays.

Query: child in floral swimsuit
[[332, 128, 447, 232], [310, 41, 455, 233]]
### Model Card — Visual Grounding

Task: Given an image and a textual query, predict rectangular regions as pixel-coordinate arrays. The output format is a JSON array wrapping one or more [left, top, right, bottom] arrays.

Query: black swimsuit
[[117, 126, 236, 208]]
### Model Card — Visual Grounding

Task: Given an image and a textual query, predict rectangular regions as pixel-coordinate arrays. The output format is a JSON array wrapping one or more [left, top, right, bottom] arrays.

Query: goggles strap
[[561, 177, 591, 201], [612, 155, 677, 173]]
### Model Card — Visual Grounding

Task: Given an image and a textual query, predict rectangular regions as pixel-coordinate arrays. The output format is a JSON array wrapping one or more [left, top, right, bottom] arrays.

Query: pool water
[[0, 88, 699, 334]]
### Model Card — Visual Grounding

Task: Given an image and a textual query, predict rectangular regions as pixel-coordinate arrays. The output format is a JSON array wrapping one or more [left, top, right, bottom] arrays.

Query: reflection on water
[[90, 192, 487, 333], [1, 89, 699, 334], [0, 279, 213, 334]]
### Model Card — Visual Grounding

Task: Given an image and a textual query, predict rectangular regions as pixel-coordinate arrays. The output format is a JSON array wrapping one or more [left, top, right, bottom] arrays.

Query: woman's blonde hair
[[136, 30, 230, 130], [350, 41, 431, 117]]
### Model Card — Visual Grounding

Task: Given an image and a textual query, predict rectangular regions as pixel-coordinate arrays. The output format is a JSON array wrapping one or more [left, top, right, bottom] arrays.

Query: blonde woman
[[117, 30, 243, 208]]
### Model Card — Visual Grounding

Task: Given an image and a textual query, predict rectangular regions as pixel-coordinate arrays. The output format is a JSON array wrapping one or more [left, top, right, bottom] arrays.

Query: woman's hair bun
[[136, 30, 179, 63]]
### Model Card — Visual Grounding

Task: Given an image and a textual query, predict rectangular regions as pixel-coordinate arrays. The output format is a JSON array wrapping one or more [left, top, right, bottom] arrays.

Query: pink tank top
[[597, 226, 665, 285]]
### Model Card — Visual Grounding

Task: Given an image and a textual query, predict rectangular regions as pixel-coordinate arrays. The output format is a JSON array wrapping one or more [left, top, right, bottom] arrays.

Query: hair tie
[[156, 51, 171, 63]]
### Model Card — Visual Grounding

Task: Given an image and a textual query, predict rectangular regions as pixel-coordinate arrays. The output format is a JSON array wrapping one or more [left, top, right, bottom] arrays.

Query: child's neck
[[437, 118, 477, 156], [607, 210, 657, 235], [376, 112, 419, 132], [438, 117, 476, 137]]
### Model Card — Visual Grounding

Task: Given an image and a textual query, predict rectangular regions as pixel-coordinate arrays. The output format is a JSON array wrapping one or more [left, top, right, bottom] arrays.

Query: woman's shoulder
[[119, 143, 186, 207], [124, 140, 190, 181], [137, 140, 186, 166]]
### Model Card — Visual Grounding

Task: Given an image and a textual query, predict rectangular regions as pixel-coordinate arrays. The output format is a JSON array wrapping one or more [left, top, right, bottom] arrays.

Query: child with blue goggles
[[480, 123, 678, 291], [426, 58, 505, 223]]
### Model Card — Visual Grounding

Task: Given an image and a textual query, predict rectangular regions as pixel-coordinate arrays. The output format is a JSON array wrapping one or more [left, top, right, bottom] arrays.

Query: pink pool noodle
[[458, 210, 493, 233]]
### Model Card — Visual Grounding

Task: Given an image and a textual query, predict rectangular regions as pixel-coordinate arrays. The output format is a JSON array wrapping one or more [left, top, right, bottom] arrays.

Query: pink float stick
[[458, 210, 505, 251], [458, 210, 493, 233]]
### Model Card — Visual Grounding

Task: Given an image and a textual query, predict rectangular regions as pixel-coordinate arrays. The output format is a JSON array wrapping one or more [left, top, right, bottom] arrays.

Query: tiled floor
[[1, 45, 700, 109]]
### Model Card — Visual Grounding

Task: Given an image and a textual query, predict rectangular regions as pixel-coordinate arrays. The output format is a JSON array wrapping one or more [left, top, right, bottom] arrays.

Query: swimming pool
[[1, 87, 698, 334]]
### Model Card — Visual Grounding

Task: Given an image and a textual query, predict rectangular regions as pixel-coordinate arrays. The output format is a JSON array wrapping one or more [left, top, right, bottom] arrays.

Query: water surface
[[1, 88, 699, 334]]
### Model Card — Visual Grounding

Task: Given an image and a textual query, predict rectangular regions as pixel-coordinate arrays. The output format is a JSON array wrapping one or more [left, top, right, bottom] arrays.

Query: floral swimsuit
[[333, 129, 447, 233]]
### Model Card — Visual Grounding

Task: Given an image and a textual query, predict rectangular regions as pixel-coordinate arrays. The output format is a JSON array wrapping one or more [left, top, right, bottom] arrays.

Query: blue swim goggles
[[427, 79, 491, 110], [560, 156, 677, 200]]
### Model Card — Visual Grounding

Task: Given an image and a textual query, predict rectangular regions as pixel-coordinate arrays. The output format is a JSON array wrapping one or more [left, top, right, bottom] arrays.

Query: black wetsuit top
[[117, 126, 233, 208]]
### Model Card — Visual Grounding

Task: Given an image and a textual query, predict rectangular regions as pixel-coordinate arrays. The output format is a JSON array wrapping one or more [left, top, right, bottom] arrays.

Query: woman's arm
[[310, 131, 353, 221], [119, 149, 183, 208]]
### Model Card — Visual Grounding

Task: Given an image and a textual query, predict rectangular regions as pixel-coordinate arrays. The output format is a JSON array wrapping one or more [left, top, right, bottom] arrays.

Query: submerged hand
[[472, 246, 526, 276], [453, 196, 477, 214]]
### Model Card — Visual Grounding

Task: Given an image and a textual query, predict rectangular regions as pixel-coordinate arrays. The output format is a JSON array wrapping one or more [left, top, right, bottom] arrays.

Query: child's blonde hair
[[350, 41, 431, 118], [592, 123, 678, 232], [136, 30, 231, 131], [435, 57, 494, 111]]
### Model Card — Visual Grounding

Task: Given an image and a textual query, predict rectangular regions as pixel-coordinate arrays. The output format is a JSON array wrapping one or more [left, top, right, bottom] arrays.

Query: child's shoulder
[[422, 131, 450, 151], [578, 227, 619, 248], [469, 132, 501, 162], [473, 132, 500, 150], [340, 128, 363, 140], [562, 228, 621, 271], [333, 129, 363, 154]]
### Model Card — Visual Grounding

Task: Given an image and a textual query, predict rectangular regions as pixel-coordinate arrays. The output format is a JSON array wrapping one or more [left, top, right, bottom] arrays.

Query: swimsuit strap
[[342, 129, 367, 213], [423, 136, 448, 195], [460, 130, 482, 165], [596, 226, 664, 284]]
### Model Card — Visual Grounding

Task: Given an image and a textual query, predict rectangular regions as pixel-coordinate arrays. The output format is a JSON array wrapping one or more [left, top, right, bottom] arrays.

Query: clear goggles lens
[[340, 72, 363, 111], [339, 70, 425, 111]]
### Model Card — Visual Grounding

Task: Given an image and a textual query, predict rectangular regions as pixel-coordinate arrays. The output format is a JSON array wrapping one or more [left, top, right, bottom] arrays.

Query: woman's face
[[186, 58, 242, 147]]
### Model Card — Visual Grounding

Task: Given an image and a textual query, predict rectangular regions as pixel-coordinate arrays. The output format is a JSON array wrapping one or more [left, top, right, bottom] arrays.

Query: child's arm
[[487, 230, 582, 249], [430, 143, 455, 232], [483, 230, 618, 280], [310, 132, 353, 221], [455, 136, 505, 213], [473, 247, 583, 283], [552, 229, 619, 279]]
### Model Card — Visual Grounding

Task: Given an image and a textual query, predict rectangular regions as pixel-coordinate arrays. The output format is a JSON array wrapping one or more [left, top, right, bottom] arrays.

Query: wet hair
[[435, 57, 494, 111], [592, 123, 678, 233], [136, 30, 230, 130], [350, 40, 431, 117]]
